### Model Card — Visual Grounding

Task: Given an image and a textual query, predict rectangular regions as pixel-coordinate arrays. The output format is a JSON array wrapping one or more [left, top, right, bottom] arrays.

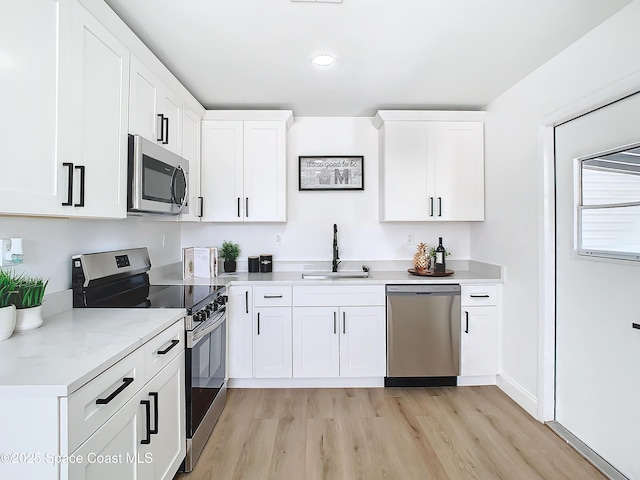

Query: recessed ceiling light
[[312, 54, 336, 66]]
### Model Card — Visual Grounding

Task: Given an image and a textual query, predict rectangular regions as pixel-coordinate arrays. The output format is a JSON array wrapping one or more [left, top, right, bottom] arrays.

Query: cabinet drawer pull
[[157, 339, 179, 355], [257, 312, 260, 335], [140, 399, 151, 445], [62, 162, 74, 206], [149, 392, 159, 435], [74, 165, 85, 207], [465, 311, 469, 333], [156, 114, 164, 142], [263, 294, 283, 299], [96, 377, 134, 405], [633, 323, 640, 330], [469, 294, 490, 298]]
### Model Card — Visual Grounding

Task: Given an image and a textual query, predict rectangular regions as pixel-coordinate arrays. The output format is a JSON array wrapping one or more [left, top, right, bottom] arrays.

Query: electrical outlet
[[407, 234, 414, 245], [275, 233, 282, 244]]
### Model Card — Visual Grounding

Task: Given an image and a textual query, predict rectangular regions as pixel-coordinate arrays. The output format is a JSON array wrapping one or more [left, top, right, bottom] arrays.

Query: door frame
[[537, 71, 640, 421]]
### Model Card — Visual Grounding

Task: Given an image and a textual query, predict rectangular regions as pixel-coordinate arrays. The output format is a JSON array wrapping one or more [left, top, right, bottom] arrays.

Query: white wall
[[472, 0, 640, 416], [182, 117, 472, 266], [0, 216, 181, 294]]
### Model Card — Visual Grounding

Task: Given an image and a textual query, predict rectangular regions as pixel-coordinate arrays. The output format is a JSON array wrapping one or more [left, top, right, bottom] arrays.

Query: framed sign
[[298, 156, 364, 191]]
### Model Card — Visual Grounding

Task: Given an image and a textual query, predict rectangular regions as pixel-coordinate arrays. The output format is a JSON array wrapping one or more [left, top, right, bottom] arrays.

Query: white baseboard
[[497, 373, 538, 419], [457, 375, 497, 386], [228, 377, 385, 389]]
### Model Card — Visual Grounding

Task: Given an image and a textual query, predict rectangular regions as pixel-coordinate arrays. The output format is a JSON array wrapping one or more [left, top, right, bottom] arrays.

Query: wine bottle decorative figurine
[[434, 237, 446, 273]]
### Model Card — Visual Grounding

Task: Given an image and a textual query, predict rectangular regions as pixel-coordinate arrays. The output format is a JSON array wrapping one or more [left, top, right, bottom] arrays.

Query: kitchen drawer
[[67, 347, 145, 453], [293, 285, 385, 307], [144, 319, 184, 381], [461, 285, 498, 306], [254, 286, 292, 306]]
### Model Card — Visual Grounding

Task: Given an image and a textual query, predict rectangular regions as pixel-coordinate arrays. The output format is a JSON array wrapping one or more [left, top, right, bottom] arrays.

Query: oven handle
[[188, 313, 226, 347]]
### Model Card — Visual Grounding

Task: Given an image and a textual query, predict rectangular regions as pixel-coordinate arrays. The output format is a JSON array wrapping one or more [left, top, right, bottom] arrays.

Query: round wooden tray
[[407, 268, 455, 277]]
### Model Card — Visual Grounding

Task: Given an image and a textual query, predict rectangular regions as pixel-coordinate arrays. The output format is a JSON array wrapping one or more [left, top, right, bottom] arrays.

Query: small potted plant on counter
[[0, 270, 18, 341], [220, 241, 240, 273], [14, 274, 49, 333]]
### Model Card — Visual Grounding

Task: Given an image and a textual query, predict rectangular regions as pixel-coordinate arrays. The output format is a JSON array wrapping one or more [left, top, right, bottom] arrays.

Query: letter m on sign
[[334, 169, 350, 184]]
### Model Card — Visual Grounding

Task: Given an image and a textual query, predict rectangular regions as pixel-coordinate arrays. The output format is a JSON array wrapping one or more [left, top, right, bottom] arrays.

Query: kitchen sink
[[301, 271, 370, 280]]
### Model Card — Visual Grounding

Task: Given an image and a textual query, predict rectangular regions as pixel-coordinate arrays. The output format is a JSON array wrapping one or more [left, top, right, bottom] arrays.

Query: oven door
[[185, 311, 226, 470], [128, 134, 189, 215]]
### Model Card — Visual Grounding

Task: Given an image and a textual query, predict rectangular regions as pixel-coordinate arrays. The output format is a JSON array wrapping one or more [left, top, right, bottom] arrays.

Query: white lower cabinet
[[228, 286, 254, 378], [293, 306, 385, 378], [460, 285, 499, 378], [253, 307, 292, 378]]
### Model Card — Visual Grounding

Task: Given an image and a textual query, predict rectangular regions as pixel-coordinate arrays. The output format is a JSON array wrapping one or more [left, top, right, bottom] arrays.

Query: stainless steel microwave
[[127, 134, 189, 215]]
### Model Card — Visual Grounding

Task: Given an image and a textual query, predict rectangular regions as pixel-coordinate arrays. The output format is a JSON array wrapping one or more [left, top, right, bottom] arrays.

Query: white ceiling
[[104, 0, 633, 117]]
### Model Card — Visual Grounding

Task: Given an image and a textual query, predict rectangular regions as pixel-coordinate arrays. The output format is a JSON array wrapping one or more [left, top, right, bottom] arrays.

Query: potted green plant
[[219, 241, 240, 273], [0, 270, 18, 341], [13, 274, 49, 333]]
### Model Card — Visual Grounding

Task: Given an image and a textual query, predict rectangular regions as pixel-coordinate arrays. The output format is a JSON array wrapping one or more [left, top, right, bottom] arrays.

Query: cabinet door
[[432, 122, 484, 221], [243, 121, 287, 222], [140, 353, 186, 480], [228, 286, 253, 378], [58, 0, 129, 218], [460, 307, 499, 376], [129, 56, 159, 145], [159, 88, 182, 155], [67, 390, 143, 480], [293, 307, 339, 377], [340, 306, 386, 377], [253, 307, 292, 378], [181, 105, 202, 221], [380, 122, 432, 221], [200, 121, 244, 222], [0, 0, 61, 216]]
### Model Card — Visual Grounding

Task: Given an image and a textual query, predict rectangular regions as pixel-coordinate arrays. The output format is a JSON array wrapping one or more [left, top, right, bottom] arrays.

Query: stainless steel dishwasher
[[385, 284, 461, 387]]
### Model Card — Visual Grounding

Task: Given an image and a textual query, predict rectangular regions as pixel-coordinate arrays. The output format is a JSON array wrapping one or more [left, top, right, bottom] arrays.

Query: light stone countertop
[[0, 307, 185, 396]]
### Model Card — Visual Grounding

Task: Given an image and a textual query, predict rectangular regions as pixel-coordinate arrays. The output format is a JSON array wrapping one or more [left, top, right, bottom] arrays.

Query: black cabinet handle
[[237, 197, 241, 217], [74, 165, 85, 207], [157, 114, 164, 142], [62, 162, 74, 206], [245, 290, 249, 313], [246, 197, 249, 217], [633, 323, 640, 330], [257, 312, 260, 335], [140, 399, 151, 445], [149, 392, 159, 435], [263, 294, 283, 299], [429, 197, 434, 217], [198, 196, 204, 218], [157, 339, 179, 355], [470, 294, 490, 298], [465, 311, 469, 333], [96, 377, 134, 405], [343, 311, 346, 334], [438, 197, 442, 217], [334, 311, 337, 334], [162, 116, 169, 145]]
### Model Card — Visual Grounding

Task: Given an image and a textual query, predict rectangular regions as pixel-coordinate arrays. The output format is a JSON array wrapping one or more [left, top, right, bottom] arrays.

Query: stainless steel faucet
[[332, 223, 341, 272]]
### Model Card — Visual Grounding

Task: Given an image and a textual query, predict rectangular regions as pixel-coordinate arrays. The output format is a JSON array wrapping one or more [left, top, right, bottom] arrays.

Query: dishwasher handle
[[386, 284, 460, 296]]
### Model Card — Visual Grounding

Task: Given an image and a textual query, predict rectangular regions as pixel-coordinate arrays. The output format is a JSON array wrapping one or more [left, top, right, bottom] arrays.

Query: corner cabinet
[[374, 111, 486, 222], [1, 0, 129, 218], [200, 111, 294, 222]]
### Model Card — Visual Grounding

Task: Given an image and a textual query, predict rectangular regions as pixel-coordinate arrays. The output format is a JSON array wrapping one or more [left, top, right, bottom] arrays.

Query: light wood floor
[[179, 386, 604, 480]]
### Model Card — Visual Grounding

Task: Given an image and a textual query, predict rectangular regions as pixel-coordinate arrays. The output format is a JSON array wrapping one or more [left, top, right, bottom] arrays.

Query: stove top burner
[[147, 284, 225, 312]]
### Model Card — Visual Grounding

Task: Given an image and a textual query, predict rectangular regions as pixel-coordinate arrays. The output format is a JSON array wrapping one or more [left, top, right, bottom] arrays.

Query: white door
[[201, 121, 244, 222], [181, 106, 202, 221], [129, 56, 159, 144], [555, 92, 640, 478], [292, 307, 340, 377], [0, 0, 60, 216], [159, 88, 182, 155], [59, 0, 129, 218], [460, 307, 498, 376], [228, 286, 253, 378], [243, 121, 287, 222], [432, 122, 484, 221], [253, 307, 292, 378], [339, 306, 385, 377]]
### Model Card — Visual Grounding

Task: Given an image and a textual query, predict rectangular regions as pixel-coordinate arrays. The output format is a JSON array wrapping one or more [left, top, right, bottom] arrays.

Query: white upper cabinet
[[200, 111, 293, 223], [180, 104, 204, 221], [129, 56, 182, 156], [375, 111, 485, 222], [0, 0, 129, 219]]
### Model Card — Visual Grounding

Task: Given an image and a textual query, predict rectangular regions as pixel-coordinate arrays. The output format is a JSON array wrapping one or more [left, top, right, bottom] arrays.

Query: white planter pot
[[14, 305, 43, 333], [0, 305, 17, 341]]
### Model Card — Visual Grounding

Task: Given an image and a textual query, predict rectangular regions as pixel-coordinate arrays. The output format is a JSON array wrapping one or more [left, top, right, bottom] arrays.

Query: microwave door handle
[[170, 164, 188, 213]]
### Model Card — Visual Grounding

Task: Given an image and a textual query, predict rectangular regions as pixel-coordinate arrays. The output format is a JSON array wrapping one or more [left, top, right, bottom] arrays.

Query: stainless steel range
[[71, 247, 226, 472]]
